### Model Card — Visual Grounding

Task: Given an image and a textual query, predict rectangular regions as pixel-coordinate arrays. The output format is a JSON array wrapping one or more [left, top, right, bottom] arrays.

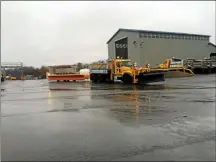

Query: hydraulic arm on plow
[[90, 58, 165, 84]]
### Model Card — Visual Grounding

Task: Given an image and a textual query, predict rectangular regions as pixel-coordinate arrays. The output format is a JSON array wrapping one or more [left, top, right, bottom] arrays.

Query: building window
[[152, 34, 156, 38], [139, 33, 142, 37], [171, 35, 175, 39], [156, 34, 159, 38], [143, 33, 148, 38], [160, 34, 164, 38]]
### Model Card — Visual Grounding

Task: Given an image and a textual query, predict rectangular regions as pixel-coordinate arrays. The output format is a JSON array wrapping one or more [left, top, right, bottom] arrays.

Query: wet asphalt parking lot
[[1, 74, 215, 161]]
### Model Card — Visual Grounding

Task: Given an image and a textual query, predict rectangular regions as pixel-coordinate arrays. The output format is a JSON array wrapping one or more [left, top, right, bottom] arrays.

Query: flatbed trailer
[[184, 58, 216, 74]]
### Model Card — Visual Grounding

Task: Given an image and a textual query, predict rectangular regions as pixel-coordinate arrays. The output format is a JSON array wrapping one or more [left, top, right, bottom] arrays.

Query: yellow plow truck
[[90, 58, 165, 84], [151, 57, 194, 78]]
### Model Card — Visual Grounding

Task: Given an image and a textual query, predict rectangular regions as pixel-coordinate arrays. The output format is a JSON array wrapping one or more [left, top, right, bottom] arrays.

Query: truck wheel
[[1, 77, 4, 82], [122, 73, 133, 84], [97, 75, 104, 83], [208, 68, 212, 73], [91, 74, 98, 83]]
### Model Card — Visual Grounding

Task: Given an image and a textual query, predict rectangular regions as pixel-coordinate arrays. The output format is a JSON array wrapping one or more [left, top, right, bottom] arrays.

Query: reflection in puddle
[[189, 99, 215, 103], [114, 87, 140, 121], [47, 86, 92, 113], [90, 83, 167, 91], [48, 91, 52, 105], [45, 78, 215, 127], [46, 100, 80, 113], [106, 86, 156, 122], [47, 108, 79, 113], [48, 81, 91, 91]]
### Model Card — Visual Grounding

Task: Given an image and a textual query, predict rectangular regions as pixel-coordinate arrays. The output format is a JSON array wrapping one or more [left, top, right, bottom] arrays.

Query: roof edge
[[106, 29, 121, 44], [208, 42, 216, 48], [107, 28, 211, 44]]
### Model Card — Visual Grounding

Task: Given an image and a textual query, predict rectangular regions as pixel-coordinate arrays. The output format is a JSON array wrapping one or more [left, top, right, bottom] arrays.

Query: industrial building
[[107, 28, 216, 67]]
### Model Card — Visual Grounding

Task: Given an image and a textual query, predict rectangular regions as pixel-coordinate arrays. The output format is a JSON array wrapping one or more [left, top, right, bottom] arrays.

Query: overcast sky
[[1, 1, 215, 67]]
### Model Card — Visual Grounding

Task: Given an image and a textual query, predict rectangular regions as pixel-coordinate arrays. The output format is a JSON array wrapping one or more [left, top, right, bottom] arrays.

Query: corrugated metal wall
[[108, 30, 215, 67]]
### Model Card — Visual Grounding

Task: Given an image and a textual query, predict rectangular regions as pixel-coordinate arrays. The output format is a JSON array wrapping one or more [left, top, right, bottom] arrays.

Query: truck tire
[[1, 77, 4, 82], [122, 73, 133, 84], [97, 75, 102, 83], [90, 74, 98, 83]]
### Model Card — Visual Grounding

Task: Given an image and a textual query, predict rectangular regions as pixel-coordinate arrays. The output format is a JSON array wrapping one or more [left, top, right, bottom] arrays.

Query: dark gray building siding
[[107, 29, 216, 67], [108, 30, 142, 65]]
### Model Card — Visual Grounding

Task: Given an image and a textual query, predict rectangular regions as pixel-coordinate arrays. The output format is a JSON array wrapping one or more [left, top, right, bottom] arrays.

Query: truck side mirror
[[133, 62, 137, 67]]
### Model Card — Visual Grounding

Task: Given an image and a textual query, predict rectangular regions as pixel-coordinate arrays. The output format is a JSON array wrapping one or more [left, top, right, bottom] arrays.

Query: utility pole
[[0, 59, 1, 84]]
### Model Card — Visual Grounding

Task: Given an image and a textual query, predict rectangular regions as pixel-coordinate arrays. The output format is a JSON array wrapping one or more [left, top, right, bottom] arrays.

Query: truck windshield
[[91, 63, 107, 69], [120, 61, 133, 67], [172, 58, 182, 62]]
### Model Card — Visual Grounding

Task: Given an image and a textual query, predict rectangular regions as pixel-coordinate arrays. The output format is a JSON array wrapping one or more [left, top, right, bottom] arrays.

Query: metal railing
[[1, 62, 23, 69]]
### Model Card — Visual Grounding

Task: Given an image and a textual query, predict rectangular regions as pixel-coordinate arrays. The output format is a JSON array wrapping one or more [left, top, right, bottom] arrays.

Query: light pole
[[140, 40, 144, 67]]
